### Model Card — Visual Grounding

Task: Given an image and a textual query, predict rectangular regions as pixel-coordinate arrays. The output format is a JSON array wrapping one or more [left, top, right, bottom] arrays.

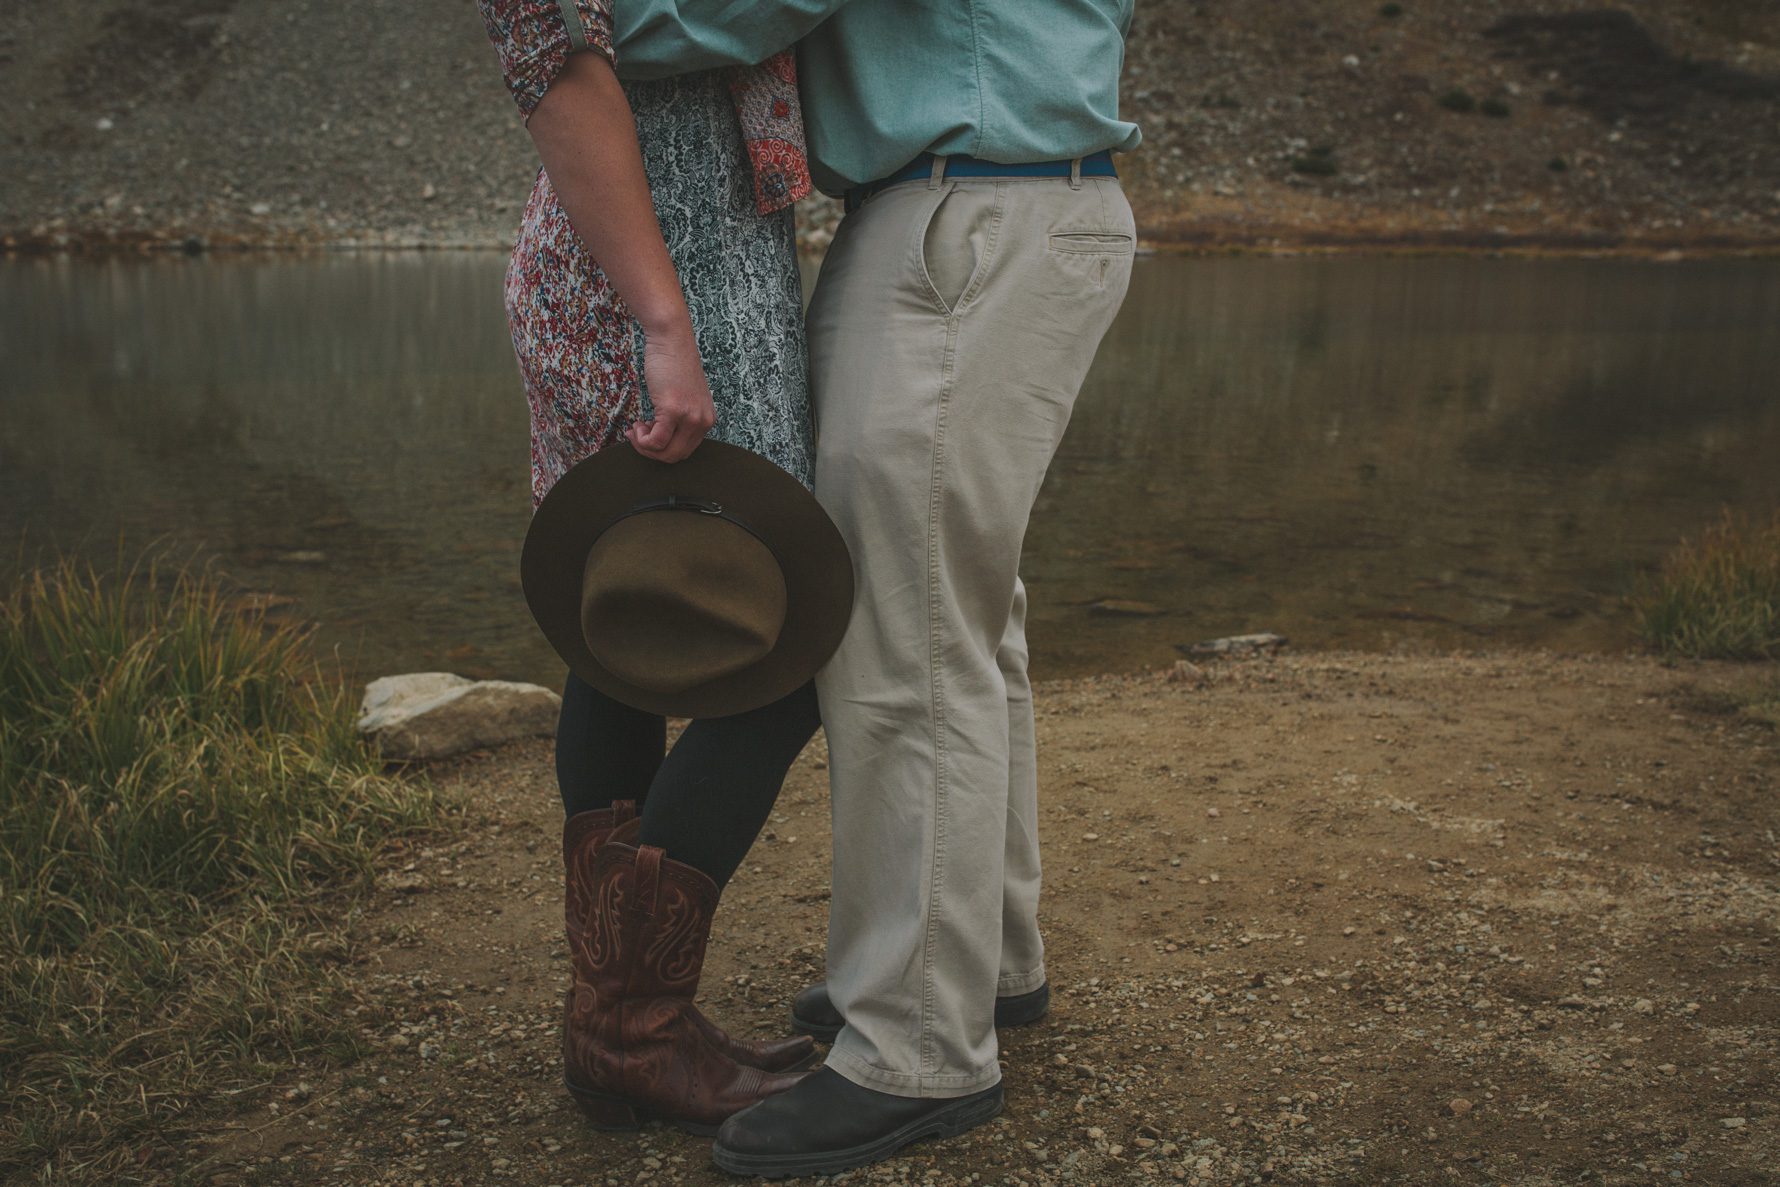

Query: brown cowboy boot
[[564, 838, 806, 1133], [562, 808, 814, 1073]]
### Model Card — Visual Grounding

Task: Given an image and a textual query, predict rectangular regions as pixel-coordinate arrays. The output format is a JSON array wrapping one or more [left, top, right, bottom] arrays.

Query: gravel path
[[186, 649, 1779, 1186]]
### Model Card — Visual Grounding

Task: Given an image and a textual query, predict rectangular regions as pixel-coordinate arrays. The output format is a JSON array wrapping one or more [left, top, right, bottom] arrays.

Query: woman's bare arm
[[526, 51, 713, 463]]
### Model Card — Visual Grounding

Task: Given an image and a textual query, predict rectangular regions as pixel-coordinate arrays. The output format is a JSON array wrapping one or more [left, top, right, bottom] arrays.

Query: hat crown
[[579, 511, 787, 695], [522, 439, 853, 719]]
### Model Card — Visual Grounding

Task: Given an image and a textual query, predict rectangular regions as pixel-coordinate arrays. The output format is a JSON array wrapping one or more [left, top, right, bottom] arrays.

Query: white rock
[[1183, 632, 1288, 657], [357, 673, 561, 760]]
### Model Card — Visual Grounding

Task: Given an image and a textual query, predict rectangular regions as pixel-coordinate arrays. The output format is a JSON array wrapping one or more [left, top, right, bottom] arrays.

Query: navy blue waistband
[[845, 151, 1117, 212]]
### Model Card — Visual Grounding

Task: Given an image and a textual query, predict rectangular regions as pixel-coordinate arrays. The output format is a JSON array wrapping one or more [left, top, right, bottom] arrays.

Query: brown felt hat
[[521, 440, 854, 718]]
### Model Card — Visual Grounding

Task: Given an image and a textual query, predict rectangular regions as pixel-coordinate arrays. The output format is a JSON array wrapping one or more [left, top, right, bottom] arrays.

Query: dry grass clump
[[1636, 510, 1780, 661], [0, 556, 439, 1184]]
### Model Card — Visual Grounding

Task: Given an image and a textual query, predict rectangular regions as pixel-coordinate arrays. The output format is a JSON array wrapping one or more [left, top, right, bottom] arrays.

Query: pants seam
[[918, 186, 1006, 1074], [925, 187, 1011, 1074], [919, 311, 958, 1075]]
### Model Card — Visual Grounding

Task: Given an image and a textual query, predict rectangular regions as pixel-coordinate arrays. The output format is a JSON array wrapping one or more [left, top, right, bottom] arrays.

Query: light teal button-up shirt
[[612, 1, 1141, 195]]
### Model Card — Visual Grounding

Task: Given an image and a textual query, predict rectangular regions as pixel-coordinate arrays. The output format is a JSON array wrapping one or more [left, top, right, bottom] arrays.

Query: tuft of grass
[[1438, 88, 1477, 112], [0, 555, 439, 1184], [1481, 97, 1512, 118], [1380, 2, 1405, 17], [1636, 510, 1780, 661]]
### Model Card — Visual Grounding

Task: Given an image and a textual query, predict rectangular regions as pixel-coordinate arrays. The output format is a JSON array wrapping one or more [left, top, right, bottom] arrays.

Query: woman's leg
[[638, 681, 822, 887], [555, 671, 667, 817], [559, 678, 821, 1124]]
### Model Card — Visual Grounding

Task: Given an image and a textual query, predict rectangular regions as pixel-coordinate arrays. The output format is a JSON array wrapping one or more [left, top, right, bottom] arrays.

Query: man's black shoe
[[711, 1066, 1003, 1178], [789, 981, 1050, 1043]]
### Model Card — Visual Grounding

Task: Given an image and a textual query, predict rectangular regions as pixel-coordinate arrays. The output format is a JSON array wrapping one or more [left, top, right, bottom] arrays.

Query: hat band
[[599, 495, 775, 558]]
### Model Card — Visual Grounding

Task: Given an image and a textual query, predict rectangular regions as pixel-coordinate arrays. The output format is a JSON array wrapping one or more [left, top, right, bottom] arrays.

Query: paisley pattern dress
[[477, 0, 815, 508]]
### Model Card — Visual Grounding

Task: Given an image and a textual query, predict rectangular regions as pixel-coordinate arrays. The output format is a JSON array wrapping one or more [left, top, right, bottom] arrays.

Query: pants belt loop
[[928, 154, 948, 190], [1069, 157, 1084, 189]]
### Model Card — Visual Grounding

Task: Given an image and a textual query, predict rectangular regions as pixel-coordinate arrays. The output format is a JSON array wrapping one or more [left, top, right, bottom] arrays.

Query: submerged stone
[[1179, 632, 1288, 657], [1087, 599, 1169, 617]]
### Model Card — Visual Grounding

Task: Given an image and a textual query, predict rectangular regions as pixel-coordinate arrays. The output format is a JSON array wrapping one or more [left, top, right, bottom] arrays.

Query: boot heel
[[569, 1086, 643, 1130]]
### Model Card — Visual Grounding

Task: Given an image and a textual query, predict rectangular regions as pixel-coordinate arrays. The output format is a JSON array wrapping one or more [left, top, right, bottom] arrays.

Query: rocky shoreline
[[4, 2, 1776, 259], [7, 210, 1780, 259]]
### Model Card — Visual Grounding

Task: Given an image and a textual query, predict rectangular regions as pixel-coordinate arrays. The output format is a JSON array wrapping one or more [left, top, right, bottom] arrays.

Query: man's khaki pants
[[808, 168, 1134, 1097]]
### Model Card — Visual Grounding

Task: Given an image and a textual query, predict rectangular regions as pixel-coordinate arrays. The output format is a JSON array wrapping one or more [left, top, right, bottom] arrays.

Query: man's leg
[[785, 578, 1045, 1041], [713, 173, 1133, 1175], [813, 174, 1135, 1096]]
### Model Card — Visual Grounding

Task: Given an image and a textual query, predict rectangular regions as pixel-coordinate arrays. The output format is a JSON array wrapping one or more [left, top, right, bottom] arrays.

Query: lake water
[[3, 252, 1777, 688]]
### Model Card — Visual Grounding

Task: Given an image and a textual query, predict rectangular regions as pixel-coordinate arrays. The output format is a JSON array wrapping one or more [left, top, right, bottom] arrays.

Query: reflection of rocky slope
[[1, 1, 1775, 252], [4, 254, 1777, 682], [1027, 255, 1780, 670], [0, 255, 542, 683]]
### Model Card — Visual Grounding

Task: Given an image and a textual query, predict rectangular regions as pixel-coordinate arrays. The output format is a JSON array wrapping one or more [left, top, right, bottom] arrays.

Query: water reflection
[[1035, 255, 1780, 671], [3, 252, 1776, 686]]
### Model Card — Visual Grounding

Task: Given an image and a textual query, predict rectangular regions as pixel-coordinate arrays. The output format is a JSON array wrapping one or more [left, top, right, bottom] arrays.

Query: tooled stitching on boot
[[644, 882, 706, 989], [562, 800, 637, 866]]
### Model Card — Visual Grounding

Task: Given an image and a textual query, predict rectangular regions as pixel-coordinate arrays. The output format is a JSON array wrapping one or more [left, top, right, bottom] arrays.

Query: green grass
[[0, 555, 439, 1184], [1438, 88, 1477, 113], [1636, 510, 1780, 661]]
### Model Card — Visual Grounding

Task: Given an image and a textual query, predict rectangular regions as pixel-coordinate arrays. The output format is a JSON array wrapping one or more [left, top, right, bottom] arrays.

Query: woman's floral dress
[[476, 0, 815, 508]]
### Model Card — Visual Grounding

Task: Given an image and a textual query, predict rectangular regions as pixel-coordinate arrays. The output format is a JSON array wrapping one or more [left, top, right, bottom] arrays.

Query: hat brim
[[522, 441, 854, 719]]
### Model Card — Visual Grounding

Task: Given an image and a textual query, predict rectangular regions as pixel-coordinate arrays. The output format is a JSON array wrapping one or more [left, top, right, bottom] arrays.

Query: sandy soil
[[181, 649, 1779, 1186]]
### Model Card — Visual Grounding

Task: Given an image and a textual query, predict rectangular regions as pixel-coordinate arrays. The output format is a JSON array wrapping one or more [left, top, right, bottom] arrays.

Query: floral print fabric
[[503, 73, 814, 508], [478, 0, 815, 509], [726, 53, 812, 215]]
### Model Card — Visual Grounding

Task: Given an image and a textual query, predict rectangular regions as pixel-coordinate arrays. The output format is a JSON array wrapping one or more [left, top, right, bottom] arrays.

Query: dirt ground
[[187, 649, 1779, 1186]]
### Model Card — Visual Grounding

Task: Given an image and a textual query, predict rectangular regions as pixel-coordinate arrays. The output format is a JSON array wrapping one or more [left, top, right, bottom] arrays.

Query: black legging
[[555, 672, 821, 888]]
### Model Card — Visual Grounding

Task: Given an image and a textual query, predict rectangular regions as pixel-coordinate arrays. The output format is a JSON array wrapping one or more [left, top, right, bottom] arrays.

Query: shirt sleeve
[[477, 0, 619, 121], [613, 0, 856, 80]]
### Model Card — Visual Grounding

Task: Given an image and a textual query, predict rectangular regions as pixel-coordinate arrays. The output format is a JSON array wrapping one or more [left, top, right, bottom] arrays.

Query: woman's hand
[[628, 318, 716, 463]]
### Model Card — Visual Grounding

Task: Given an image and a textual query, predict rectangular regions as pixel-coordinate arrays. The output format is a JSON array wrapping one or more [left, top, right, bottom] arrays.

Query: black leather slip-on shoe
[[711, 1067, 1004, 1179], [789, 981, 1051, 1042]]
